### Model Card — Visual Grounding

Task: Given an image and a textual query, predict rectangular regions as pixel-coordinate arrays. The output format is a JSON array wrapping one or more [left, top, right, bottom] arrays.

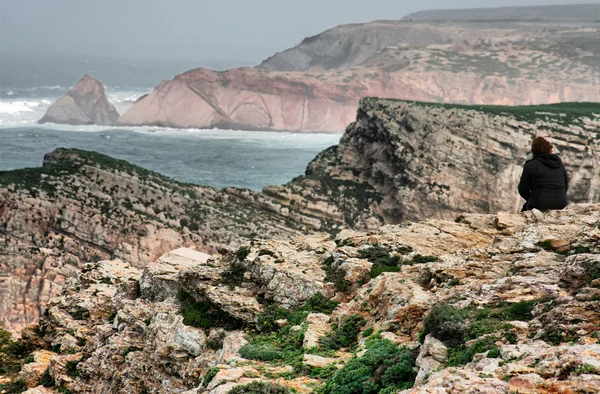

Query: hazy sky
[[1, 0, 598, 67]]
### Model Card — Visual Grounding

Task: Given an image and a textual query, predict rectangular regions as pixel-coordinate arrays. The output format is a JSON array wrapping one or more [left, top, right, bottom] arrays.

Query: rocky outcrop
[[0, 148, 315, 334], [2, 204, 599, 393], [120, 14, 600, 132], [262, 99, 600, 229], [39, 75, 119, 126]]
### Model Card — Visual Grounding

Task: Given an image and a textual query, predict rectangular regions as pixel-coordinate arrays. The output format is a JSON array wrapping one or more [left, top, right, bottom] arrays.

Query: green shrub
[[227, 381, 291, 394], [323, 255, 351, 292], [362, 328, 374, 338], [240, 344, 283, 361], [320, 315, 366, 351], [0, 380, 27, 393], [39, 367, 55, 387], [65, 360, 79, 378], [203, 367, 220, 387], [236, 246, 251, 261], [409, 255, 439, 265], [446, 337, 499, 366], [0, 324, 25, 375], [359, 245, 402, 278], [178, 290, 243, 330], [323, 339, 416, 394], [70, 307, 90, 321], [303, 293, 340, 315], [423, 303, 465, 348], [221, 261, 247, 289]]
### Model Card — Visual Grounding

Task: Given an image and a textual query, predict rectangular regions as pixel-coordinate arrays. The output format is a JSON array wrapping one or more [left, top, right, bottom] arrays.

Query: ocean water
[[0, 56, 341, 191]]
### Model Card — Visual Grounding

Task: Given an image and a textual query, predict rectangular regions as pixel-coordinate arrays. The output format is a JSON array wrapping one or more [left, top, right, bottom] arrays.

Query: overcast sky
[[1, 0, 598, 67]]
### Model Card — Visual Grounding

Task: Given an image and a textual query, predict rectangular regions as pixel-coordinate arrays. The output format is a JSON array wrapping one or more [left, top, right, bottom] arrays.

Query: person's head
[[531, 137, 553, 155]]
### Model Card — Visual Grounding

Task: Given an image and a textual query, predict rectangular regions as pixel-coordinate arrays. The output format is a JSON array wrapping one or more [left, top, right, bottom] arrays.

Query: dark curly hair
[[531, 137, 553, 155]]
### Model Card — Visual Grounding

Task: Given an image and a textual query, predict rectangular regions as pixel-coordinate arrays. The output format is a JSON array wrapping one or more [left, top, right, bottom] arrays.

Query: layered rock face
[[262, 100, 600, 229], [0, 149, 313, 334], [120, 6, 600, 132], [2, 204, 600, 393], [39, 75, 119, 126], [117, 68, 359, 132]]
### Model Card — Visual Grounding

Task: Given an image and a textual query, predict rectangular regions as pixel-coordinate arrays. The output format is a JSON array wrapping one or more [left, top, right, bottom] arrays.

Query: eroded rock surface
[[1, 204, 599, 393], [0, 149, 311, 333], [263, 99, 600, 230], [39, 75, 119, 126]]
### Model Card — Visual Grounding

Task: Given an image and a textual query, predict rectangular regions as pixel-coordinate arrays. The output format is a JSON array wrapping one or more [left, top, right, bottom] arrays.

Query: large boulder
[[39, 75, 120, 125]]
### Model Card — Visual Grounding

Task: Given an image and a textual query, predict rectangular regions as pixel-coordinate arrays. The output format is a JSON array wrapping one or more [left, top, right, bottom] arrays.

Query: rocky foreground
[[38, 75, 119, 126], [1, 204, 599, 393], [118, 4, 600, 132]]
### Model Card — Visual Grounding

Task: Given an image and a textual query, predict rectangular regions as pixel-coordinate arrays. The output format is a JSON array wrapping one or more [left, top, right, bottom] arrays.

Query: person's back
[[518, 137, 568, 211]]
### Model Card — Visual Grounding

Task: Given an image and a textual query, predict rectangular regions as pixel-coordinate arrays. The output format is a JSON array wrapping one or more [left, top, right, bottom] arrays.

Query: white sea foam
[[6, 91, 14, 96], [0, 101, 41, 114]]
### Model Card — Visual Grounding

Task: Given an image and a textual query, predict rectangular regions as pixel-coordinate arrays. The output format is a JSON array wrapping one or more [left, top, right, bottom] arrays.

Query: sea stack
[[39, 75, 120, 126]]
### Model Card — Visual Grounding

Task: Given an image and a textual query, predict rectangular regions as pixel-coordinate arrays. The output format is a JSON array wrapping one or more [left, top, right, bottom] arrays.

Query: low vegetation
[[358, 245, 439, 278], [364, 98, 600, 127], [227, 381, 291, 394], [319, 315, 366, 351], [423, 298, 556, 366], [178, 290, 244, 330], [322, 337, 417, 394]]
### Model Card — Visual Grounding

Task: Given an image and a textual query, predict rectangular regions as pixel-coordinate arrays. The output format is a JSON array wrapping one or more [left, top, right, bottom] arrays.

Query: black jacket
[[518, 153, 568, 211]]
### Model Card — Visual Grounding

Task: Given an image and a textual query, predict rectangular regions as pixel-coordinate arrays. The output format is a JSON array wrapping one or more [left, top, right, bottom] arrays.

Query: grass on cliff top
[[363, 98, 600, 126], [0, 148, 200, 196]]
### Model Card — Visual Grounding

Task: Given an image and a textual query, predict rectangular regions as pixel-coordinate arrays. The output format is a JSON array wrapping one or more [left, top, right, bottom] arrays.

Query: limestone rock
[[3, 203, 600, 393], [39, 75, 119, 125], [303, 313, 332, 349]]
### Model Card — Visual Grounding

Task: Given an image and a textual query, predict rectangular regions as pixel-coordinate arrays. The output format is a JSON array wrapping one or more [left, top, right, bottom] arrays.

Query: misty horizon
[[1, 0, 599, 69]]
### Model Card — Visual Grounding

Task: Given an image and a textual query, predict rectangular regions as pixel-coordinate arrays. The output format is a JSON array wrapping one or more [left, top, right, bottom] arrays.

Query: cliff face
[[261, 100, 600, 229], [39, 75, 120, 126], [119, 15, 600, 132], [2, 204, 600, 393], [117, 68, 360, 132], [0, 149, 313, 334]]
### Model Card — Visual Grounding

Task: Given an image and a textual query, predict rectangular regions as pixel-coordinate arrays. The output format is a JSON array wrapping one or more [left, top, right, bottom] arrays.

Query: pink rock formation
[[117, 68, 361, 132]]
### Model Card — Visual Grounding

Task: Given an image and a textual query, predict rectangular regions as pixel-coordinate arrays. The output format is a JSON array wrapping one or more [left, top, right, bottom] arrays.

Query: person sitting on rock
[[518, 137, 568, 212]]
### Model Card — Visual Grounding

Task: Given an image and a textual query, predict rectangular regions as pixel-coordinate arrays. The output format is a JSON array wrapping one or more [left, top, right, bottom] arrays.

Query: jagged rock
[[39, 75, 119, 125], [0, 149, 310, 333], [22, 387, 53, 394], [560, 254, 600, 288], [140, 248, 213, 301], [17, 350, 54, 388], [302, 354, 339, 368], [2, 204, 599, 393], [303, 313, 332, 349]]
